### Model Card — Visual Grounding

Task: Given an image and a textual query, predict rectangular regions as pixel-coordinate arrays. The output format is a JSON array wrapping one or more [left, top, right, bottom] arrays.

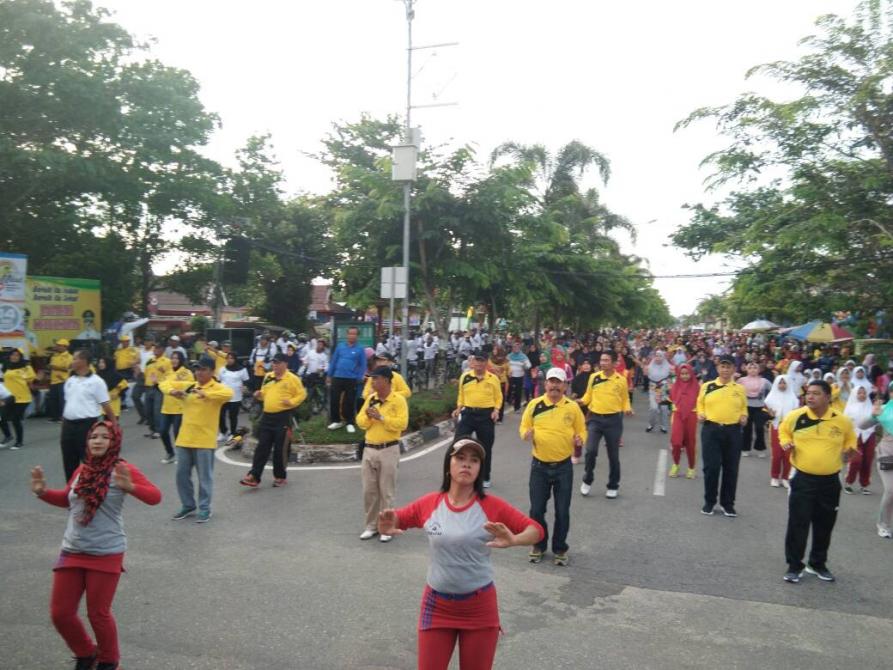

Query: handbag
[[879, 455, 893, 471]]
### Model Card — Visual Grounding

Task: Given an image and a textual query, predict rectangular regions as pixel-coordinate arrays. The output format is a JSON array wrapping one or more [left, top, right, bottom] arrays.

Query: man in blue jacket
[[327, 326, 367, 434]]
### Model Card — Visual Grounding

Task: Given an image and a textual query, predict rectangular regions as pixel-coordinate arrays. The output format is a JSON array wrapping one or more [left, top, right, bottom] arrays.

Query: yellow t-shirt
[[3, 365, 35, 403], [207, 349, 227, 377], [160, 366, 195, 414], [48, 351, 73, 385], [258, 371, 307, 414], [356, 391, 409, 444], [696, 378, 747, 425], [580, 371, 631, 414], [457, 371, 503, 410], [160, 378, 233, 449], [779, 406, 857, 475], [108, 378, 130, 417], [520, 394, 586, 462], [114, 346, 140, 372], [144, 356, 172, 388], [362, 372, 412, 400]]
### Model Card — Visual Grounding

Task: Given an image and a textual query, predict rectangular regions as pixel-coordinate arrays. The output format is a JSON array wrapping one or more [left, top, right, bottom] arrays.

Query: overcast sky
[[97, 0, 859, 317]]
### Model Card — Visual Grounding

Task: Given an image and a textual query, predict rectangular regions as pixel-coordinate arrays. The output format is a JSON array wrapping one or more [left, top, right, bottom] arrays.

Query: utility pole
[[399, 0, 414, 379]]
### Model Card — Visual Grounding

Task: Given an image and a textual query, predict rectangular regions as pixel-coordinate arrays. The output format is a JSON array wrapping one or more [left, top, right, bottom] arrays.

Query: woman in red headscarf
[[668, 364, 700, 479], [30, 421, 161, 670]]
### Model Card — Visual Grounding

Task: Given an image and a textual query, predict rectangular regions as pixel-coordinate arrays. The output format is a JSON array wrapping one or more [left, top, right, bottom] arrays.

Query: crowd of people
[[4, 324, 893, 670]]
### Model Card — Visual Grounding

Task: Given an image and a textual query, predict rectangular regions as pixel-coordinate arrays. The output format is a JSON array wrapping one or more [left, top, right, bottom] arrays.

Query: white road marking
[[653, 449, 667, 496], [214, 436, 454, 471]]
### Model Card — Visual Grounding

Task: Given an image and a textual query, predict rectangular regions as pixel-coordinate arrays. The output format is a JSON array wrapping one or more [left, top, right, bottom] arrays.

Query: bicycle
[[302, 373, 328, 416]]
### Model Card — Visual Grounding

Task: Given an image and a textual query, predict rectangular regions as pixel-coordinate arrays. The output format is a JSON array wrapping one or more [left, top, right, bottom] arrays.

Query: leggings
[[418, 627, 500, 670], [0, 401, 27, 444], [50, 568, 121, 664], [770, 426, 792, 480], [219, 401, 241, 435], [670, 411, 697, 467], [845, 434, 876, 487]]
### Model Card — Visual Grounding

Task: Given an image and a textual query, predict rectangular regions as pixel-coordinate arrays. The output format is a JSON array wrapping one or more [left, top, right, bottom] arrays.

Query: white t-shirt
[[218, 367, 250, 403], [63, 373, 110, 420], [303, 350, 329, 375], [423, 340, 438, 360]]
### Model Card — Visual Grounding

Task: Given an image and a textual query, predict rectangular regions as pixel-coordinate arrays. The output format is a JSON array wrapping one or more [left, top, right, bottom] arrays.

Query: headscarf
[[863, 353, 876, 368], [73, 420, 124, 526], [844, 387, 876, 441], [851, 366, 873, 394], [647, 350, 672, 384], [787, 360, 806, 395], [764, 375, 800, 428], [3, 349, 27, 370], [823, 372, 836, 384], [97, 356, 124, 392], [669, 364, 699, 414]]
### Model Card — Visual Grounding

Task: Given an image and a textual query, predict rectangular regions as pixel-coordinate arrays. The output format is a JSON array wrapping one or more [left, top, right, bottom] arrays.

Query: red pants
[[418, 627, 500, 670], [50, 568, 121, 663], [846, 434, 877, 487], [770, 426, 791, 479], [670, 412, 697, 467]]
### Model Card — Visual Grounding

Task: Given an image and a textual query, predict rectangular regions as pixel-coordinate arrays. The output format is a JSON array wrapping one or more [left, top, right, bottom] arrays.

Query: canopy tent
[[785, 321, 855, 343], [740, 319, 778, 332]]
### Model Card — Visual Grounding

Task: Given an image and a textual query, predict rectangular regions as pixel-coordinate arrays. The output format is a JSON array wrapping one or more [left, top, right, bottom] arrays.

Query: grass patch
[[291, 385, 458, 445]]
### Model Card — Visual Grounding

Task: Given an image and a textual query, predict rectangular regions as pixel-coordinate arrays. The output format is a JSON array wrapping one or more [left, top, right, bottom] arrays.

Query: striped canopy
[[785, 321, 855, 343]]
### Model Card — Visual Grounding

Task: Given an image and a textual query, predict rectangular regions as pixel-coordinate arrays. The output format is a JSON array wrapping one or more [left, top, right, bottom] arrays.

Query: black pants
[[455, 409, 496, 482], [583, 413, 623, 489], [46, 383, 65, 420], [250, 412, 292, 481], [508, 377, 524, 411], [142, 386, 158, 432], [61, 417, 98, 482], [131, 380, 147, 422], [159, 413, 182, 457], [701, 421, 742, 508], [742, 406, 767, 452], [530, 457, 573, 553], [785, 472, 841, 571], [329, 377, 358, 425], [219, 401, 241, 435], [1, 401, 27, 445]]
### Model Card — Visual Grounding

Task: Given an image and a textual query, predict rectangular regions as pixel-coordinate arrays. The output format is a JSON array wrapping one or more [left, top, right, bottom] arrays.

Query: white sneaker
[[781, 479, 790, 490], [580, 483, 591, 496], [217, 432, 225, 443], [770, 478, 780, 487], [327, 422, 345, 430], [346, 424, 356, 434], [878, 527, 892, 539], [161, 455, 176, 464], [741, 451, 751, 457], [359, 529, 377, 540], [606, 489, 618, 499], [379, 534, 393, 543], [757, 452, 767, 459]]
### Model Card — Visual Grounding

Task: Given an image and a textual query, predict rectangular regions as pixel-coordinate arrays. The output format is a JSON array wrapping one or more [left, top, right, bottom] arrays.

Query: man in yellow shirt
[[577, 351, 633, 499], [142, 343, 172, 439], [45, 338, 72, 423], [453, 352, 503, 488], [696, 354, 748, 517], [356, 367, 409, 542], [163, 356, 233, 522], [361, 353, 412, 400], [113, 335, 140, 379], [205, 340, 229, 378], [779, 379, 857, 584], [239, 353, 306, 489], [521, 367, 585, 565]]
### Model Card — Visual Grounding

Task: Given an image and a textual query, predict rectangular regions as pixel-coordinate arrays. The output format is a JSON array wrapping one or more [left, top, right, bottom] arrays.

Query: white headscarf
[[764, 375, 800, 429], [823, 372, 836, 384], [851, 366, 873, 394], [787, 360, 806, 395], [844, 386, 875, 441]]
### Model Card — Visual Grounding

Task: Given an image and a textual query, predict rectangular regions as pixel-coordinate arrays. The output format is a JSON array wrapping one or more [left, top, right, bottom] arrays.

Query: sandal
[[239, 474, 259, 487]]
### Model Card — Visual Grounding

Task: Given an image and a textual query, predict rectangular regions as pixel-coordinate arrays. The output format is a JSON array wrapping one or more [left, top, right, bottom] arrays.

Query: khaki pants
[[363, 444, 400, 531]]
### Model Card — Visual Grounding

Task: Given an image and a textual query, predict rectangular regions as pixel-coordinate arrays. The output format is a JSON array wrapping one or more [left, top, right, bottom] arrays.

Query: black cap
[[272, 353, 289, 363], [196, 356, 216, 369], [470, 351, 487, 360], [369, 367, 393, 380], [718, 354, 735, 365], [375, 352, 396, 362]]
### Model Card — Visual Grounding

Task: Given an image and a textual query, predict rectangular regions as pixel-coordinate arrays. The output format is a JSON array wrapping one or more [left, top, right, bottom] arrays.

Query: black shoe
[[645, 426, 654, 433], [720, 505, 738, 518], [783, 569, 803, 584], [660, 427, 667, 434], [805, 564, 835, 582], [700, 504, 715, 516], [73, 654, 96, 670]]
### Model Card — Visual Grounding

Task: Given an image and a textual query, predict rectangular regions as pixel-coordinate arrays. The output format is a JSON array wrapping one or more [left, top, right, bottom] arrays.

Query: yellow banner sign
[[26, 276, 102, 353]]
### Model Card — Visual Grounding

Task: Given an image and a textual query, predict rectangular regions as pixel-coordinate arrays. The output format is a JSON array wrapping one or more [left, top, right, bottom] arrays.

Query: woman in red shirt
[[668, 364, 700, 478], [379, 438, 543, 670], [31, 421, 161, 670]]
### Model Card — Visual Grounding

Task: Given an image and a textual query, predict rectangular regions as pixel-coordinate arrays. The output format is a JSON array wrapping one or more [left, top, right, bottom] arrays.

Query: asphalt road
[[1, 393, 891, 670]]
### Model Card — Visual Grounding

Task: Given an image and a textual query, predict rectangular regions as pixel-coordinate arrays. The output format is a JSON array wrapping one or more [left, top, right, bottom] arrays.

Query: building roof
[[309, 284, 354, 315]]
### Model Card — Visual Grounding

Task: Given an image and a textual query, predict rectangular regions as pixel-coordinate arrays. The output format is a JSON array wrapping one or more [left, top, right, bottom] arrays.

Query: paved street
[[2, 393, 891, 670]]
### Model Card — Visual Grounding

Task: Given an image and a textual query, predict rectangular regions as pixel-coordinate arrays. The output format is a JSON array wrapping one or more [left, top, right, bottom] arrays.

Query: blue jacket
[[327, 342, 366, 381]]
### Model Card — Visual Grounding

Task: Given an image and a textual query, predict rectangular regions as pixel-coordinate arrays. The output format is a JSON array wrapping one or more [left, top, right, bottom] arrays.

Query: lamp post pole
[[399, 0, 414, 379]]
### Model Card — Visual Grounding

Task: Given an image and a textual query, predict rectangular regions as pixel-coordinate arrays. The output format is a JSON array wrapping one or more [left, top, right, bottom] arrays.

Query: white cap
[[545, 367, 567, 382], [170, 335, 180, 341]]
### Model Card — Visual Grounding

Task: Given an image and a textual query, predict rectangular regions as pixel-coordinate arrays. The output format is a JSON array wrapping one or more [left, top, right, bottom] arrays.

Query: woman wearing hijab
[[864, 391, 893, 537], [668, 363, 699, 478], [844, 386, 877, 495], [835, 367, 854, 412], [218, 352, 249, 439], [786, 360, 807, 402], [31, 420, 162, 670], [740, 362, 772, 457], [96, 358, 129, 418], [157, 351, 193, 465], [646, 350, 672, 433], [764, 375, 800, 487], [852, 366, 874, 396], [0, 348, 36, 449], [862, 354, 884, 391]]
